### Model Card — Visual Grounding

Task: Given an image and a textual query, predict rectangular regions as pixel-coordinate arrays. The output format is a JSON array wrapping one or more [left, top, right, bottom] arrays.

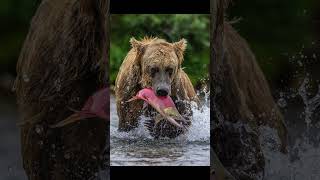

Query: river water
[[110, 93, 210, 166]]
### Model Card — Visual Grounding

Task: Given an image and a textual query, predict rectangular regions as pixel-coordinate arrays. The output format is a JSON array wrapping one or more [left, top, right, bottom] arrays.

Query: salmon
[[127, 88, 187, 129], [50, 87, 109, 128]]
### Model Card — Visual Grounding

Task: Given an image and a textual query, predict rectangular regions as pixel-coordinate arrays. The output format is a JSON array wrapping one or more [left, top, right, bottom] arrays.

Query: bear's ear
[[130, 37, 144, 52], [173, 38, 187, 52], [173, 39, 187, 64]]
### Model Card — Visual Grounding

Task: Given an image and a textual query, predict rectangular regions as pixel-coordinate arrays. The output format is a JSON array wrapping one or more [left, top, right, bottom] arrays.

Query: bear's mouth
[[127, 88, 187, 129]]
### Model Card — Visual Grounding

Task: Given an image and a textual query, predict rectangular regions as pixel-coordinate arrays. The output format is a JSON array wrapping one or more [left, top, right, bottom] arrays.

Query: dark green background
[[227, 0, 320, 91]]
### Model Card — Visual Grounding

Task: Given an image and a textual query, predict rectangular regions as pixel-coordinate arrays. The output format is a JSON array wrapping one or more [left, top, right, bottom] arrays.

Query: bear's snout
[[156, 88, 169, 96]]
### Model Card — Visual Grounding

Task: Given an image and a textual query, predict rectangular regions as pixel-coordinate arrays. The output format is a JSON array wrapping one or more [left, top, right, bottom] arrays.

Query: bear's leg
[[116, 97, 143, 131]]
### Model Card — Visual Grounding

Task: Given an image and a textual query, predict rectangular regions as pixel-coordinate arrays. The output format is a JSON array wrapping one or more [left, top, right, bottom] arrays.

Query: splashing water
[[184, 100, 210, 142], [261, 127, 320, 180], [261, 75, 320, 179], [110, 91, 210, 166], [298, 77, 320, 127]]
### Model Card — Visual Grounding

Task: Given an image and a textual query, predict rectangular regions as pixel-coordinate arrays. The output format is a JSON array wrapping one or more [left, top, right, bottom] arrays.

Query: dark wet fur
[[14, 0, 109, 179]]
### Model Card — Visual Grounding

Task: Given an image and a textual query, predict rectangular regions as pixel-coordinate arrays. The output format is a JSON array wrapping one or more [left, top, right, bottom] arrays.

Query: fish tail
[[50, 114, 83, 128], [49, 111, 95, 128], [126, 96, 138, 102], [67, 106, 81, 113], [166, 116, 183, 128]]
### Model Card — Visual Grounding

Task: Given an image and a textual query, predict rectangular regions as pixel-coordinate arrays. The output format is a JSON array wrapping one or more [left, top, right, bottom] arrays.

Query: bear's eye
[[150, 67, 159, 77], [166, 67, 173, 76]]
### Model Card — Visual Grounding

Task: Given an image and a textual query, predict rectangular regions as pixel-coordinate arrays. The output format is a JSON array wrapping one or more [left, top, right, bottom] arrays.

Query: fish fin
[[165, 116, 188, 132], [67, 106, 81, 113], [177, 115, 190, 123], [166, 116, 183, 128], [126, 96, 138, 102], [50, 114, 83, 128], [49, 112, 95, 128]]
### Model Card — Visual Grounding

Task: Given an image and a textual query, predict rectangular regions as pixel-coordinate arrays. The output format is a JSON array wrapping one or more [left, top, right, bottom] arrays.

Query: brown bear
[[115, 37, 199, 138], [211, 0, 288, 179], [14, 0, 109, 179]]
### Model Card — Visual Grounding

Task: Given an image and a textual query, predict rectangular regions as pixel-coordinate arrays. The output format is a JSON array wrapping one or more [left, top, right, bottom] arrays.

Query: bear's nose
[[156, 89, 168, 96]]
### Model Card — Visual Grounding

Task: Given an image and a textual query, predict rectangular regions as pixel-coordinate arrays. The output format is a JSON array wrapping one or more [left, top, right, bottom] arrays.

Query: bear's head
[[130, 37, 187, 97]]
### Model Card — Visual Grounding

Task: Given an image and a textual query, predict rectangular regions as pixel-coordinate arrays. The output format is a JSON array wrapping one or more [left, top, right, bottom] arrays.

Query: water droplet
[[277, 98, 287, 108], [22, 73, 30, 82], [11, 84, 16, 91], [8, 166, 13, 174], [35, 126, 42, 134], [64, 153, 70, 159], [54, 78, 61, 92]]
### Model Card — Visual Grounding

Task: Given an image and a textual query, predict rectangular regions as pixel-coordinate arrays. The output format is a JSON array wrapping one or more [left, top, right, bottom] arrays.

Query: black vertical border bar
[[104, 0, 110, 180], [209, 0, 216, 175], [210, 0, 225, 179], [106, 0, 111, 179]]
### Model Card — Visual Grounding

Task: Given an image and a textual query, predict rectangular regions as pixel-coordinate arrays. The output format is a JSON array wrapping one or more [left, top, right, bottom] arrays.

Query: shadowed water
[[0, 97, 26, 180], [110, 94, 210, 166]]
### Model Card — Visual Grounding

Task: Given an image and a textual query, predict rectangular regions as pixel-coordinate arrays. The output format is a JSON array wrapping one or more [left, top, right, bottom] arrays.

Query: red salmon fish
[[50, 87, 109, 128], [127, 88, 187, 129]]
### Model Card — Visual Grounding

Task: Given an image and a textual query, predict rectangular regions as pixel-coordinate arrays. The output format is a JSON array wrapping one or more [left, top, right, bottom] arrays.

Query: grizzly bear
[[14, 0, 109, 179], [115, 37, 199, 138], [211, 0, 288, 179]]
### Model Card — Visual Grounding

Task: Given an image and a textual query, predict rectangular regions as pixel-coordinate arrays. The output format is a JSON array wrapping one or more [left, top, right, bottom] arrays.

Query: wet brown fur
[[14, 0, 109, 179], [211, 0, 287, 179], [223, 23, 287, 149]]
